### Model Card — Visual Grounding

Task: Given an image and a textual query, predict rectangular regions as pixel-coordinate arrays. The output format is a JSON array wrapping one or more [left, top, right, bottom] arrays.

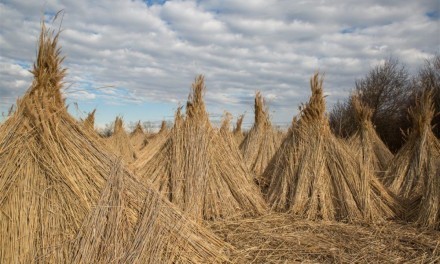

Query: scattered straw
[[209, 213, 440, 263]]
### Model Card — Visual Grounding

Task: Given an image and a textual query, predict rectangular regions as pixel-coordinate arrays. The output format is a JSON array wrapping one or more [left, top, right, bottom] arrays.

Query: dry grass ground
[[209, 213, 440, 263]]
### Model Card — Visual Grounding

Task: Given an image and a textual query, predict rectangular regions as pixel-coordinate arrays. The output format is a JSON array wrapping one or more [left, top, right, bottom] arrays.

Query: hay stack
[[134, 76, 266, 220], [233, 114, 245, 145], [264, 73, 401, 222], [108, 116, 137, 163], [130, 121, 148, 151], [0, 24, 232, 263], [348, 97, 393, 179], [385, 91, 440, 228], [240, 92, 282, 183]]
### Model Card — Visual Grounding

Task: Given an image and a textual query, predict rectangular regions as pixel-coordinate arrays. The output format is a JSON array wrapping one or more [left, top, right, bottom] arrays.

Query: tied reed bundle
[[83, 109, 96, 132], [348, 96, 393, 180], [0, 23, 232, 263], [264, 73, 401, 222], [130, 121, 148, 152], [132, 119, 170, 171], [385, 91, 440, 229], [133, 75, 266, 221], [233, 114, 245, 146], [240, 92, 282, 184], [107, 116, 137, 163]]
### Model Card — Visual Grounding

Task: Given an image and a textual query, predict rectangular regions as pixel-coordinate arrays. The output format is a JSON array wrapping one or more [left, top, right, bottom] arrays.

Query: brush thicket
[[348, 97, 393, 180], [0, 24, 232, 263], [107, 116, 137, 163], [240, 92, 282, 183], [264, 73, 401, 222], [233, 114, 245, 145], [385, 91, 440, 229], [133, 76, 266, 221]]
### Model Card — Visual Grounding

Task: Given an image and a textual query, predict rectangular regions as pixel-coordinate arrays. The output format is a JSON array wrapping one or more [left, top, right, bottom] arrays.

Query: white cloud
[[0, 0, 438, 126]]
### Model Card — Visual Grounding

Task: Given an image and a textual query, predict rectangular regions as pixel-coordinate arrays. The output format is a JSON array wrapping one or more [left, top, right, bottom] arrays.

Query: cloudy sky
[[1, 0, 439, 129]]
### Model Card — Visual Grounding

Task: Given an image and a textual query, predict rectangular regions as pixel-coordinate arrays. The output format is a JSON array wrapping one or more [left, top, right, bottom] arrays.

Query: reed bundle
[[240, 92, 282, 183], [130, 121, 148, 152], [83, 109, 96, 132], [233, 114, 245, 145], [264, 73, 401, 222], [385, 91, 440, 229], [133, 76, 266, 220], [0, 24, 232, 263], [107, 116, 137, 163], [348, 97, 393, 180]]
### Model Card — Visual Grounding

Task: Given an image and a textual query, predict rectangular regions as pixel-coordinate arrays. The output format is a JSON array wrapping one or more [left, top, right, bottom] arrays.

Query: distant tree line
[[98, 120, 172, 138], [329, 55, 440, 152]]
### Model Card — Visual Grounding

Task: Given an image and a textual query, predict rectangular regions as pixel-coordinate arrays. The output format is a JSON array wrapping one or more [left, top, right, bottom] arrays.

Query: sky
[[0, 0, 439, 129]]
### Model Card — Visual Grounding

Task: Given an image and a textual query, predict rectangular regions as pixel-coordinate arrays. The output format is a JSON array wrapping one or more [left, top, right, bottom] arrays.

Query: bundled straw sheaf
[[240, 92, 282, 183], [132, 119, 170, 171], [0, 24, 232, 263], [233, 114, 245, 145], [385, 91, 440, 229], [264, 73, 401, 222], [70, 160, 131, 263], [71, 159, 232, 263], [130, 121, 148, 152], [83, 109, 96, 132], [107, 116, 137, 163], [348, 96, 394, 179], [133, 75, 267, 221]]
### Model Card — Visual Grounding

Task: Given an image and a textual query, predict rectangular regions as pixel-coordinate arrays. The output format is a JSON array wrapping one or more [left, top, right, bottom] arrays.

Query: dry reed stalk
[[107, 116, 137, 163], [130, 121, 148, 152], [0, 24, 233, 263], [208, 213, 440, 263], [264, 73, 401, 222], [240, 92, 282, 183], [133, 75, 267, 221], [385, 91, 440, 229], [348, 97, 393, 180], [233, 114, 245, 145]]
